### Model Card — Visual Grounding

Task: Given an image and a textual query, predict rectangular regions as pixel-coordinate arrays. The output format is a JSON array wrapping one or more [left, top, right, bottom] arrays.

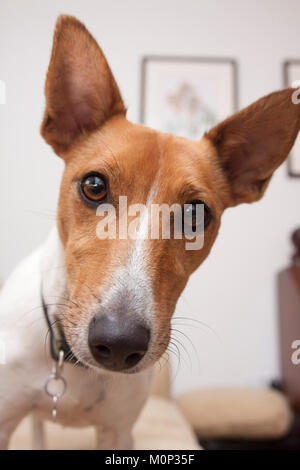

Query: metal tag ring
[[45, 375, 67, 399]]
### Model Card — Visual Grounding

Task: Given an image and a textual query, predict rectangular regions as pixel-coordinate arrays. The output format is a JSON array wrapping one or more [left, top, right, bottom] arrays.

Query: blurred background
[[1, 0, 300, 399]]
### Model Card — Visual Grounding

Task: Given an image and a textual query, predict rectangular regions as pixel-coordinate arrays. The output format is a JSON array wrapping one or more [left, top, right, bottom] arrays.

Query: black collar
[[41, 287, 83, 366]]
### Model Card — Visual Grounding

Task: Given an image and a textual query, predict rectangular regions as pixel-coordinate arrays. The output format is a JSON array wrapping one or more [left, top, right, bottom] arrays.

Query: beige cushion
[[134, 396, 200, 450], [177, 387, 292, 440], [10, 396, 201, 450]]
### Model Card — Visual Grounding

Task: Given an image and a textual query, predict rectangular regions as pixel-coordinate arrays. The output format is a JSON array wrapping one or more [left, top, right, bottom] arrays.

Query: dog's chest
[[35, 364, 152, 429]]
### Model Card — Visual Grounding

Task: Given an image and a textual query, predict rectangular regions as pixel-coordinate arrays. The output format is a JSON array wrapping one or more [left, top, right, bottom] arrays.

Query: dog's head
[[41, 15, 300, 373]]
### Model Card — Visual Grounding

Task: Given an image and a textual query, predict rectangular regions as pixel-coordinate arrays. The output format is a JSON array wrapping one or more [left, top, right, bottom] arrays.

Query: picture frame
[[140, 56, 238, 141], [284, 60, 300, 177]]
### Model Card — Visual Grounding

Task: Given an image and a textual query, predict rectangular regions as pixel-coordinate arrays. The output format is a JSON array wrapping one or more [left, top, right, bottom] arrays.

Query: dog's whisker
[[40, 265, 67, 274], [171, 327, 200, 370], [97, 133, 122, 180], [170, 336, 192, 371], [45, 294, 82, 312], [167, 340, 183, 377], [170, 333, 193, 370], [18, 302, 71, 330], [25, 209, 57, 221], [85, 285, 101, 303], [156, 353, 170, 374], [172, 315, 221, 342]]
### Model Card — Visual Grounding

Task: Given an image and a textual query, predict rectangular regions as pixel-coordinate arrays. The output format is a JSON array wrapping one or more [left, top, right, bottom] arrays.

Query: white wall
[[1, 0, 300, 394]]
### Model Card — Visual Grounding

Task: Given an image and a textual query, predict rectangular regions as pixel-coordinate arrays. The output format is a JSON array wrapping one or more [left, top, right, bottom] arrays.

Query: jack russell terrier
[[0, 15, 300, 450]]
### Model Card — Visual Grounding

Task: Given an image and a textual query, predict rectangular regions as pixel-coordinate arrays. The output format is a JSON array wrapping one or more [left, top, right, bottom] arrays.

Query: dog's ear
[[41, 15, 125, 155], [205, 88, 300, 206]]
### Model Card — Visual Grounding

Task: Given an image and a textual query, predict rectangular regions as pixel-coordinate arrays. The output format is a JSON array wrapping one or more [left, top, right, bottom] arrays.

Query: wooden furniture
[[278, 228, 300, 412]]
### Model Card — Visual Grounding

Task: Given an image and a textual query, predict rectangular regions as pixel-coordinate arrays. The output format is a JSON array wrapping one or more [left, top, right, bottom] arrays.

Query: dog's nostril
[[96, 345, 111, 359], [125, 352, 144, 368]]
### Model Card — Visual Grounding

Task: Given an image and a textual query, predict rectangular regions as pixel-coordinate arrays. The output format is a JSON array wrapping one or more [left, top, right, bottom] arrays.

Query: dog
[[0, 14, 299, 450]]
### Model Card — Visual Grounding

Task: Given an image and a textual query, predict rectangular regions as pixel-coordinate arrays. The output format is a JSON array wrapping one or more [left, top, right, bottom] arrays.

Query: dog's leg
[[116, 432, 134, 450], [31, 415, 45, 450], [95, 426, 134, 450], [0, 378, 34, 450], [0, 405, 29, 450], [0, 419, 17, 450]]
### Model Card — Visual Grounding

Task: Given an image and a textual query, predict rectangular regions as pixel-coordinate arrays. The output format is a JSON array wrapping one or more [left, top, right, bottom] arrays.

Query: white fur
[[100, 192, 154, 325], [96, 176, 160, 370], [0, 228, 153, 450]]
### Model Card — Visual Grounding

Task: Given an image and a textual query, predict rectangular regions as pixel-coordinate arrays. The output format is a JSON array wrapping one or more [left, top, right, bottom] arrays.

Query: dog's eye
[[183, 200, 212, 232], [80, 173, 107, 202]]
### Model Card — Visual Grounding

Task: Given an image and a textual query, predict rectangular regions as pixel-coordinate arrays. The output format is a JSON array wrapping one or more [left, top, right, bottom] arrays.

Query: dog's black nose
[[88, 315, 150, 371]]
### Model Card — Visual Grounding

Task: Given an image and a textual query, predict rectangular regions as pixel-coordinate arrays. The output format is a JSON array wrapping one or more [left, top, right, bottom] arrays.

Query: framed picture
[[140, 56, 237, 140], [284, 60, 300, 177]]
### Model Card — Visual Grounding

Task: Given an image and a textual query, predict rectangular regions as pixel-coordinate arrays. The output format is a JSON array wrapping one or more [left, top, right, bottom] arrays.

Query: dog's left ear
[[205, 88, 300, 206], [41, 15, 125, 155]]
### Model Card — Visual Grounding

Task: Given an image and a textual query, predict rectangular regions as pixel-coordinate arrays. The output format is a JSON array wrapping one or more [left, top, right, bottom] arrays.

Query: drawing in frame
[[140, 56, 237, 141], [284, 60, 300, 177]]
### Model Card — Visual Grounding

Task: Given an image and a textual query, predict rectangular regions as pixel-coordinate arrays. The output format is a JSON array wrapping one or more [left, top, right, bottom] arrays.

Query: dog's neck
[[40, 227, 68, 327]]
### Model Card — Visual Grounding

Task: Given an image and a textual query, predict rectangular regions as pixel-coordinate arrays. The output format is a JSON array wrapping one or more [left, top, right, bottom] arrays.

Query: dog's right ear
[[205, 88, 300, 206], [41, 15, 125, 156]]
